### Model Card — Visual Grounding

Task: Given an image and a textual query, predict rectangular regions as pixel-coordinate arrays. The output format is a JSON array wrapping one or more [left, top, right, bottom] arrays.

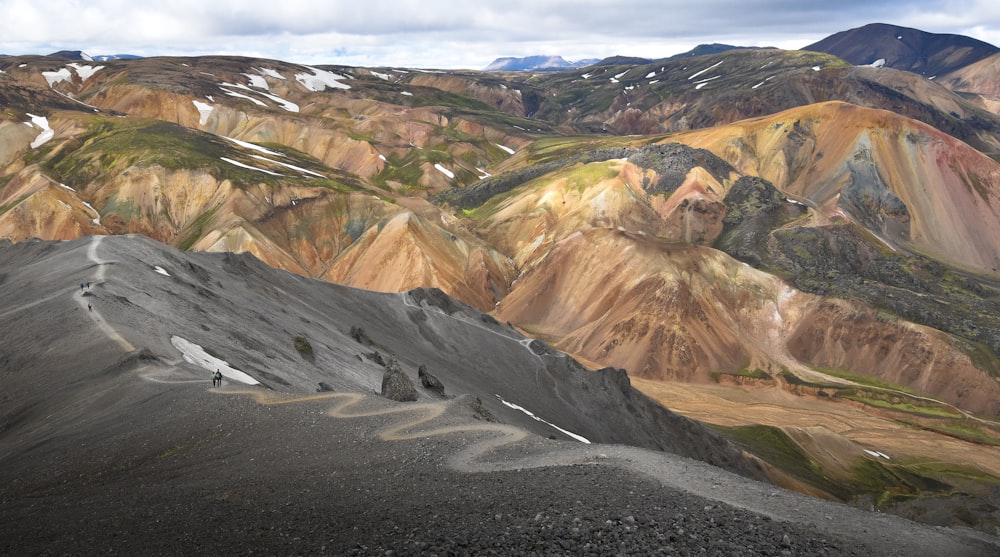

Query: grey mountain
[[1, 234, 993, 555]]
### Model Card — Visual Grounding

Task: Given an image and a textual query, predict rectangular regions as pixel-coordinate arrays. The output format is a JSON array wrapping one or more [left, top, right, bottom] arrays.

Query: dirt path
[[77, 235, 134, 352], [213, 388, 996, 555]]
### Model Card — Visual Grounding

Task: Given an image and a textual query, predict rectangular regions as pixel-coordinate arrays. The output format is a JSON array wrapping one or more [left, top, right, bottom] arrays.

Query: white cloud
[[0, 1, 997, 69]]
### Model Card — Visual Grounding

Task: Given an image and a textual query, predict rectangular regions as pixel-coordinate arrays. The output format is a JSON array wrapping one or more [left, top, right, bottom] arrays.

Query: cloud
[[0, 0, 997, 68]]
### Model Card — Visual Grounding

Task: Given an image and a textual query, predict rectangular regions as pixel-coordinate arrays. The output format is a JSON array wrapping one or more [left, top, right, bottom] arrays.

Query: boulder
[[418, 364, 445, 394], [381, 358, 417, 402]]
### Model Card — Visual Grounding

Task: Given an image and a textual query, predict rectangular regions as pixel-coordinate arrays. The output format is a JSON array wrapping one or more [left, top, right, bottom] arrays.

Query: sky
[[2, 1, 999, 69]]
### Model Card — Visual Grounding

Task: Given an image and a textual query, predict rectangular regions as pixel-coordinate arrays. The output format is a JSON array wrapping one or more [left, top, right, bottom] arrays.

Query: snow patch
[[295, 66, 351, 91], [869, 58, 886, 68], [694, 75, 721, 89], [42, 67, 72, 86], [378, 154, 387, 161], [864, 449, 891, 460], [645, 71, 656, 78], [171, 335, 260, 385], [257, 67, 285, 80], [370, 71, 390, 80], [220, 157, 282, 176], [495, 143, 515, 155], [581, 73, 592, 79], [253, 89, 299, 112], [154, 266, 171, 276], [26, 113, 54, 148], [434, 163, 454, 179], [59, 183, 76, 191], [251, 155, 324, 177], [243, 73, 269, 90], [400, 91, 413, 96], [221, 87, 267, 106], [192, 100, 213, 125], [68, 63, 104, 81], [689, 60, 723, 80], [812, 66, 822, 71], [223, 136, 285, 157], [496, 395, 590, 444], [82, 201, 100, 225]]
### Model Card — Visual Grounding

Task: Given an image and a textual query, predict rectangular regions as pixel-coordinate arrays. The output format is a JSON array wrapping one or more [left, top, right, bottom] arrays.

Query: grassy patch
[[712, 424, 849, 498], [176, 205, 220, 251], [810, 365, 913, 393], [778, 369, 838, 389], [835, 391, 964, 419], [293, 335, 314, 357], [711, 368, 773, 382], [901, 419, 1000, 446]]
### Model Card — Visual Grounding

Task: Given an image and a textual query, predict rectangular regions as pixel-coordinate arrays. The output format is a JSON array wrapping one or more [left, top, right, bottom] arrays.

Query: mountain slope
[[803, 22, 999, 77], [0, 234, 995, 556]]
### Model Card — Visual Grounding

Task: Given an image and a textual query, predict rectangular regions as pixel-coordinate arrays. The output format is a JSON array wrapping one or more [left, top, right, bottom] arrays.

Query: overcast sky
[[2, 1, 999, 69]]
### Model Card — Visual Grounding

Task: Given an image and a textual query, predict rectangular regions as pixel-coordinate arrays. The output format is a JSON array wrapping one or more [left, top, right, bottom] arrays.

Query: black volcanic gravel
[[0, 388, 932, 557]]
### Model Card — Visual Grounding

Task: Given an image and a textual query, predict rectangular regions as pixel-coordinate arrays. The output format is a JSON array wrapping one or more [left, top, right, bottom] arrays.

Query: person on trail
[[86, 282, 90, 290], [215, 370, 223, 387], [88, 303, 92, 312], [80, 283, 84, 292], [212, 370, 218, 387]]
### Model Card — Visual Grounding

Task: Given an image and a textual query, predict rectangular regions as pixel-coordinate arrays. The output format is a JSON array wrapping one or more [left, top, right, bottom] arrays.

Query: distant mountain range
[[48, 50, 141, 61], [483, 55, 600, 71], [489, 23, 1000, 75], [486, 45, 768, 71]]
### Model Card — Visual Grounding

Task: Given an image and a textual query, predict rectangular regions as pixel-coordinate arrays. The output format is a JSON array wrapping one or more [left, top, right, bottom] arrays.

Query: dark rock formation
[[418, 365, 445, 394], [317, 382, 334, 392], [381, 357, 417, 402]]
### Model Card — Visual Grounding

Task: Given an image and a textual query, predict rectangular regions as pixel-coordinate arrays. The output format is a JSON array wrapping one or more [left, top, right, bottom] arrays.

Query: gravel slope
[[0, 235, 997, 556]]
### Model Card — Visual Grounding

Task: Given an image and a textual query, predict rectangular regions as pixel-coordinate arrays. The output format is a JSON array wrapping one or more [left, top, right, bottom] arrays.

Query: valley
[[3, 21, 1000, 551]]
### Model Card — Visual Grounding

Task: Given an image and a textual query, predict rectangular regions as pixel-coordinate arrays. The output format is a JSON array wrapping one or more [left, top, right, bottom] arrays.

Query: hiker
[[86, 282, 90, 289], [88, 303, 92, 312], [216, 370, 223, 387], [212, 371, 218, 387], [80, 283, 84, 291]]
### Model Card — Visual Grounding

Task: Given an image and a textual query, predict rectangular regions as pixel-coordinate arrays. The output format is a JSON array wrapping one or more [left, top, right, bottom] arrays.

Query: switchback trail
[[216, 388, 997, 556]]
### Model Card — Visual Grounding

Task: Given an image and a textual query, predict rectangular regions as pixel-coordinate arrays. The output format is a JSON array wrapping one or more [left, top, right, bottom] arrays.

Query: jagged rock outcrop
[[381, 357, 418, 402]]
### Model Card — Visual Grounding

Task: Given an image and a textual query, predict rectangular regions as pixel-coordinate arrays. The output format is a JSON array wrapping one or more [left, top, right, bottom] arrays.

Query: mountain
[[4, 27, 1000, 539], [513, 48, 1000, 152], [1, 235, 992, 555], [803, 22, 1000, 77], [665, 43, 761, 60], [47, 49, 93, 61], [484, 55, 598, 71]]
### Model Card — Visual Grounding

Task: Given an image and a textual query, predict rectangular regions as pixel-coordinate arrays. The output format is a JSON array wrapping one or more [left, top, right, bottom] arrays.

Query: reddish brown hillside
[[676, 101, 1000, 273]]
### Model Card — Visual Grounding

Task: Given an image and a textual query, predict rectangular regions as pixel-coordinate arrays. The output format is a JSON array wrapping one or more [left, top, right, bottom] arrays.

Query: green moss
[[101, 195, 143, 221], [810, 365, 913, 393], [835, 391, 964, 419], [712, 424, 850, 498], [712, 368, 773, 381], [293, 335, 314, 357], [779, 369, 838, 389], [176, 205, 220, 251], [0, 193, 30, 217]]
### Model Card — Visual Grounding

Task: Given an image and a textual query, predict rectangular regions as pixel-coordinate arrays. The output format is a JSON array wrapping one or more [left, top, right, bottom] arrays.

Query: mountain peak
[[804, 22, 999, 76]]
